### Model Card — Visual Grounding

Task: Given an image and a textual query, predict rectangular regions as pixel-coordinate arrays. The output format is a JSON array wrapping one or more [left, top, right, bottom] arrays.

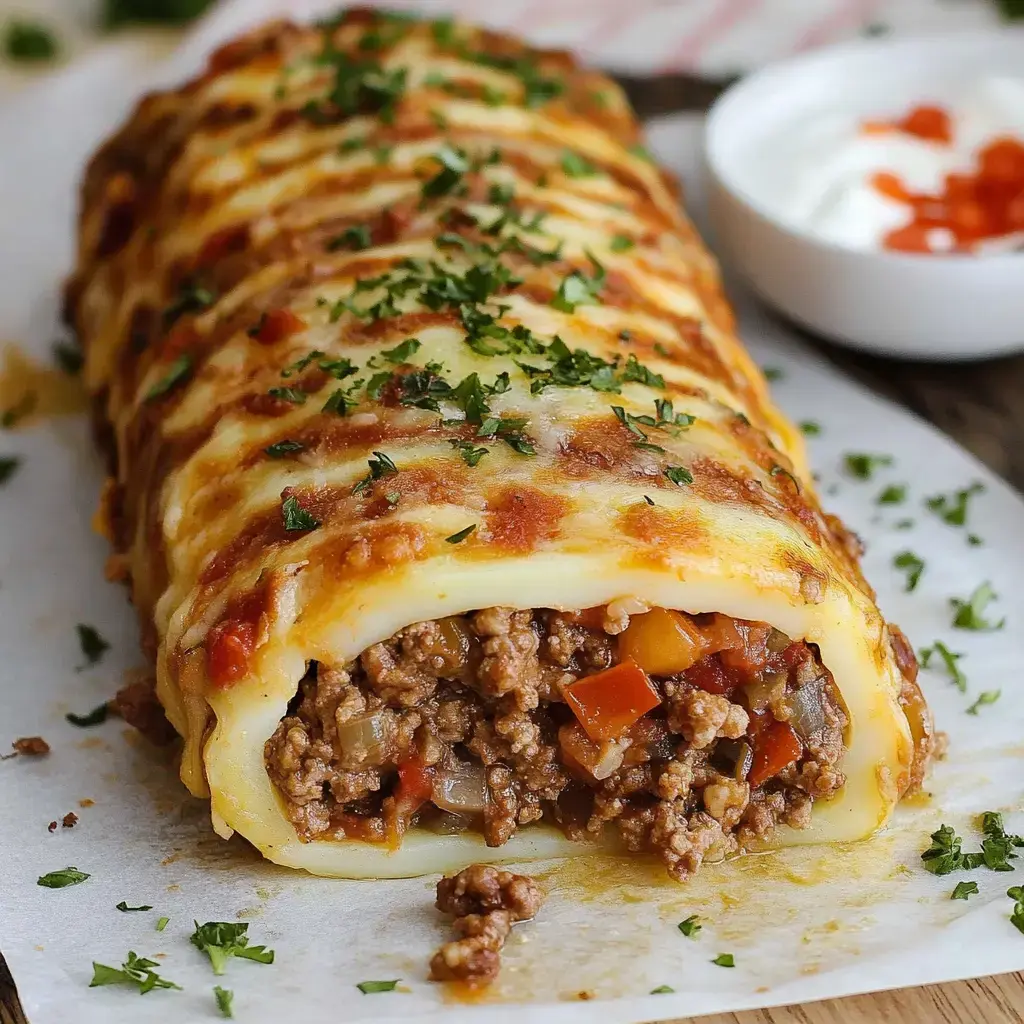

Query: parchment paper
[[2, 6, 1024, 1021]]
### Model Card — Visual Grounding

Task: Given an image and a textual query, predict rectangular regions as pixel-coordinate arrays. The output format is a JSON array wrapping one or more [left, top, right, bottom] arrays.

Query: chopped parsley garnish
[[445, 524, 476, 544], [338, 136, 364, 154], [267, 386, 308, 405], [306, 43, 407, 125], [38, 866, 90, 888], [353, 451, 398, 495], [322, 387, 361, 416], [1009, 886, 1024, 935], [66, 702, 109, 728], [967, 690, 1001, 715], [162, 282, 215, 329], [878, 484, 907, 505], [421, 143, 470, 200], [650, 984, 675, 994], [116, 901, 153, 912], [628, 143, 654, 162], [893, 550, 925, 592], [281, 495, 320, 532], [4, 19, 58, 61], [327, 224, 372, 251], [90, 952, 181, 994], [449, 439, 489, 466], [677, 915, 701, 938], [665, 465, 693, 486], [843, 452, 893, 480], [381, 338, 421, 363], [620, 354, 665, 388], [762, 366, 783, 381], [551, 255, 606, 313], [54, 340, 83, 375], [919, 641, 967, 693], [145, 355, 192, 402], [711, 953, 735, 968], [190, 921, 275, 976], [265, 439, 305, 459], [103, 1, 214, 27], [798, 420, 821, 436], [926, 481, 984, 527], [0, 456, 20, 485], [951, 581, 1004, 631], [214, 986, 234, 1017], [357, 979, 400, 994], [2, 391, 36, 428], [922, 814, 1024, 875], [561, 151, 598, 177], [895, 518, 915, 530], [951, 881, 979, 900], [156, 917, 170, 932], [968, 533, 983, 546], [476, 415, 535, 455], [76, 624, 110, 670]]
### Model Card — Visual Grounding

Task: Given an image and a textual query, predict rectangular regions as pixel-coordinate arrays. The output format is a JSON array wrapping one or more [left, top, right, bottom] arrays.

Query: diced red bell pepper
[[748, 720, 803, 787], [684, 655, 735, 696], [564, 658, 661, 742], [394, 757, 435, 817], [207, 619, 257, 688]]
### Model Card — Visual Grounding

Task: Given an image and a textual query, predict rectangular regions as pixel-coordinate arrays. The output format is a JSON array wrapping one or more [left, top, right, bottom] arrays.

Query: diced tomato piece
[[207, 619, 257, 688], [684, 655, 735, 696], [618, 608, 706, 677], [251, 308, 306, 345], [394, 757, 434, 816], [978, 137, 1024, 184], [871, 171, 912, 204], [748, 720, 803, 787], [883, 222, 934, 253], [564, 659, 661, 742], [898, 105, 952, 144], [197, 225, 249, 266]]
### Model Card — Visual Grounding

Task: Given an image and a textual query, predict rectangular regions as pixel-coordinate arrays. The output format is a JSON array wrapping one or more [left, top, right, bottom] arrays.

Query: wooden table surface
[[4, 65, 1024, 1024]]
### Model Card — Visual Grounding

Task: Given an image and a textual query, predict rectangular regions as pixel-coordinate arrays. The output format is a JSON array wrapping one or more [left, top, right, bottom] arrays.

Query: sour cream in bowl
[[705, 30, 1024, 360]]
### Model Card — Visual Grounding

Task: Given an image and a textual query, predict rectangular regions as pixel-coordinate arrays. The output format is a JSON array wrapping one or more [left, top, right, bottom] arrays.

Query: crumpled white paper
[[2, 9, 1024, 1022]]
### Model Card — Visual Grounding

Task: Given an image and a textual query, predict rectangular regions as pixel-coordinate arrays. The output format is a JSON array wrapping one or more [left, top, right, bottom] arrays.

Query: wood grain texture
[[4, 61, 1024, 1024]]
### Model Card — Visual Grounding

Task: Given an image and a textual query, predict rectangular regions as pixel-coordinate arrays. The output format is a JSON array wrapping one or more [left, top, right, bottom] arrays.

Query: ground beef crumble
[[265, 607, 853, 881], [430, 864, 544, 984]]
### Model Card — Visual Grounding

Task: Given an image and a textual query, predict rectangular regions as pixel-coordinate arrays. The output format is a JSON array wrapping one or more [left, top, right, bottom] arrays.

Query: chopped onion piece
[[334, 711, 392, 766], [432, 760, 487, 814]]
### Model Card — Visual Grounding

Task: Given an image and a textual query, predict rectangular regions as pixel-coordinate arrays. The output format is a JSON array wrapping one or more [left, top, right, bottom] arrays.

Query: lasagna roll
[[68, 9, 932, 880]]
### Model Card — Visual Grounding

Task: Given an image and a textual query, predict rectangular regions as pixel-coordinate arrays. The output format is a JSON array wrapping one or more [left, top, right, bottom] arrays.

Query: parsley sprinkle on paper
[[650, 985, 674, 994], [951, 881, 979, 900], [281, 495, 320, 532], [967, 690, 1001, 715], [922, 813, 1024, 875], [66, 701, 109, 727], [357, 980, 400, 994], [919, 641, 967, 693], [762, 366, 783, 382], [38, 867, 89, 888], [1008, 886, 1024, 935], [926, 481, 984, 527], [893, 550, 925, 591], [116, 901, 153, 912], [90, 952, 180, 994], [843, 452, 893, 480], [4, 19, 59, 61], [190, 921, 275, 976], [76, 625, 109, 670], [951, 582, 1005, 631], [214, 986, 234, 1017], [0, 456, 20, 485], [677, 915, 701, 938], [156, 917, 170, 932], [799, 420, 821, 436], [878, 484, 907, 505], [711, 953, 735, 968], [921, 825, 974, 875]]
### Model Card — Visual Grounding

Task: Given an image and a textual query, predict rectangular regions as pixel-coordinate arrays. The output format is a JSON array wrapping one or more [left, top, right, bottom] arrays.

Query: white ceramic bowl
[[704, 30, 1024, 361]]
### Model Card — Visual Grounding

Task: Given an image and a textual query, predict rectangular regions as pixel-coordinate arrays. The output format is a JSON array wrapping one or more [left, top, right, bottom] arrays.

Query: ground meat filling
[[264, 607, 849, 880], [430, 864, 544, 984]]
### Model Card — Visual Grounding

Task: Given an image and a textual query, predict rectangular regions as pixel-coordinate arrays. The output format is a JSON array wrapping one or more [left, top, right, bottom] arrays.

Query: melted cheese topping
[[69, 10, 916, 877]]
